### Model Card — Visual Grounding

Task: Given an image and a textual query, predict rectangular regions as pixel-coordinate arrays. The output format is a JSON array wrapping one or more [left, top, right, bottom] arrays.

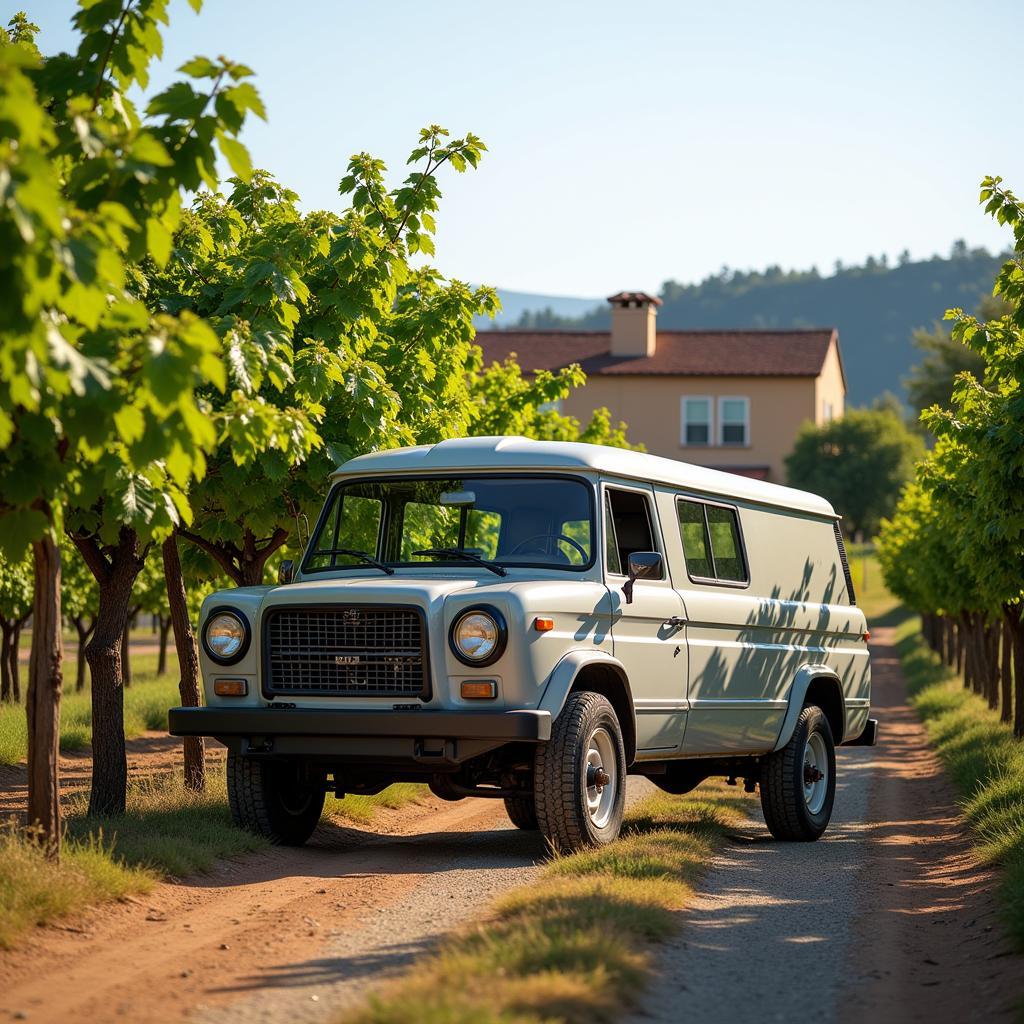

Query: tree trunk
[[1001, 607, 1014, 725], [121, 617, 132, 688], [955, 613, 965, 674], [75, 528, 146, 817], [157, 615, 171, 677], [981, 619, 997, 710], [1011, 612, 1024, 741], [0, 620, 13, 703], [162, 534, 205, 791], [27, 530, 63, 854], [74, 616, 94, 692], [960, 613, 973, 691], [945, 617, 958, 668]]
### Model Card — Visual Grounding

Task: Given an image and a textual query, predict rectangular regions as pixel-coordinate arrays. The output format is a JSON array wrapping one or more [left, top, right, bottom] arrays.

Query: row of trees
[[878, 177, 1024, 734], [0, 4, 633, 856]]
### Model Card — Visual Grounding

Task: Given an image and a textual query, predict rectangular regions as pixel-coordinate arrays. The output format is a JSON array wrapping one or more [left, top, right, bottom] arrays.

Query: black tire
[[534, 691, 626, 851], [760, 704, 836, 841], [428, 774, 463, 802], [226, 752, 325, 846], [504, 794, 539, 830]]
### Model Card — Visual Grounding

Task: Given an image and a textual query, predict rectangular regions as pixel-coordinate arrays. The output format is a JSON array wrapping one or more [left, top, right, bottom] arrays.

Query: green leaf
[[0, 508, 48, 560], [216, 130, 252, 182], [179, 55, 219, 78]]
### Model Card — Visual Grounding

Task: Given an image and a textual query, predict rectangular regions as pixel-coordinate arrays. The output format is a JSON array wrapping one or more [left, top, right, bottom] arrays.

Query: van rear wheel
[[227, 752, 325, 846], [534, 692, 626, 851], [760, 704, 836, 841]]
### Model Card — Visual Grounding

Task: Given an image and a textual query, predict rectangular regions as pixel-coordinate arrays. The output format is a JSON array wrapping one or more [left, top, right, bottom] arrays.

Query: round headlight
[[450, 607, 507, 666], [203, 609, 249, 664]]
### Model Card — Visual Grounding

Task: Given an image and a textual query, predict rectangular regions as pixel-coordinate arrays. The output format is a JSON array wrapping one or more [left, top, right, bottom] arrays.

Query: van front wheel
[[534, 692, 626, 851], [760, 704, 836, 841], [227, 752, 325, 846]]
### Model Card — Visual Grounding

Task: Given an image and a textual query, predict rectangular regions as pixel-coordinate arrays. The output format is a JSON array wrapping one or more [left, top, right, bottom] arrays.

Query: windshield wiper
[[412, 547, 507, 577], [330, 548, 395, 575]]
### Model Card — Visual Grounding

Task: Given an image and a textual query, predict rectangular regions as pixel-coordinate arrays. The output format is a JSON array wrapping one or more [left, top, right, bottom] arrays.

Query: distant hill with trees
[[492, 244, 1003, 405]]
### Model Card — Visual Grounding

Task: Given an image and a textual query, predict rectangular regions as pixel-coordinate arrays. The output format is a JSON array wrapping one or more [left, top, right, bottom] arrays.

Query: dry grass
[[0, 764, 267, 948], [342, 786, 749, 1024], [0, 825, 155, 950], [324, 783, 429, 824]]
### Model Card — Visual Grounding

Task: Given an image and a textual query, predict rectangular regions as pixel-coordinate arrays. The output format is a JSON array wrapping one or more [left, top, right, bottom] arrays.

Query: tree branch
[[91, 1, 135, 109], [70, 532, 113, 587], [177, 528, 244, 586]]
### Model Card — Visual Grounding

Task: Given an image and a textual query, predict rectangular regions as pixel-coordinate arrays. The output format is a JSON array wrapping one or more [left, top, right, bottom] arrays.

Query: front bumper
[[168, 706, 551, 765]]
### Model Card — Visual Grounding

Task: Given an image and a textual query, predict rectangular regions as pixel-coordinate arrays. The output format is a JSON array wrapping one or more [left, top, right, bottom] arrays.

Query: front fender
[[773, 665, 846, 751], [538, 650, 637, 761]]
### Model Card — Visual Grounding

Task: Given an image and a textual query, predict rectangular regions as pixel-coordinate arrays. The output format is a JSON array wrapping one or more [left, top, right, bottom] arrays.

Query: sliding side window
[[676, 498, 749, 585]]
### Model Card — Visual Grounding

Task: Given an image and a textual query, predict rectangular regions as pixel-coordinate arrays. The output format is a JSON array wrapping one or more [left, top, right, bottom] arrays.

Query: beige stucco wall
[[815, 338, 846, 424], [559, 373, 821, 483]]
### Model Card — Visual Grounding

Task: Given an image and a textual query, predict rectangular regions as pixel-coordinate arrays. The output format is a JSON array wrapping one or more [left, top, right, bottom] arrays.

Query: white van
[[170, 437, 875, 851]]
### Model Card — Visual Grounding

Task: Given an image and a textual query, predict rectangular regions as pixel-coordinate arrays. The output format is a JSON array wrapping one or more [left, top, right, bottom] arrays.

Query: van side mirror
[[622, 551, 662, 604], [278, 559, 294, 585]]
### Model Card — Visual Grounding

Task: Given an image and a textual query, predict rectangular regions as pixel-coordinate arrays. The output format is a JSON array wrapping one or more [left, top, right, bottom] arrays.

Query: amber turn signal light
[[460, 680, 497, 699], [214, 678, 248, 697], [534, 617, 554, 632]]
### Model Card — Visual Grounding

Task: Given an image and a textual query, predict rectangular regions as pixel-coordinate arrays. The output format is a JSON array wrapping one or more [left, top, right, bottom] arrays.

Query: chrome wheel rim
[[803, 731, 828, 815], [584, 726, 618, 829]]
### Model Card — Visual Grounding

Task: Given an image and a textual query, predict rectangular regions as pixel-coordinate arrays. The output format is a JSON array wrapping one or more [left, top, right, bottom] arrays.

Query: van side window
[[605, 488, 662, 578], [676, 499, 749, 585]]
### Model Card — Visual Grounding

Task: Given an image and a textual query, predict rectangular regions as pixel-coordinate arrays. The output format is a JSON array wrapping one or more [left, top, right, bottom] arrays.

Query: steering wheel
[[509, 533, 588, 563]]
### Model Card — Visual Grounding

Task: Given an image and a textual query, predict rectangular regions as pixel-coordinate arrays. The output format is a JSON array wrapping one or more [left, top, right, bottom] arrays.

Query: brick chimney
[[607, 291, 662, 357]]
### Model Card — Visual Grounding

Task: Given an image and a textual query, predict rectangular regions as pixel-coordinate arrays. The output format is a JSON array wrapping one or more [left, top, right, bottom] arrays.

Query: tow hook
[[804, 765, 824, 785], [588, 765, 611, 791]]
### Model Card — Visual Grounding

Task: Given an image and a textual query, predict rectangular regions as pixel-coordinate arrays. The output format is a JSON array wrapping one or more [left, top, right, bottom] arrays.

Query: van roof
[[332, 437, 837, 519]]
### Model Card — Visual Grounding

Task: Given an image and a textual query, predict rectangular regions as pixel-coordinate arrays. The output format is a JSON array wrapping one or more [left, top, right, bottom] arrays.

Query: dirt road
[[0, 771, 653, 1024], [628, 626, 1024, 1023], [4, 629, 1022, 1023]]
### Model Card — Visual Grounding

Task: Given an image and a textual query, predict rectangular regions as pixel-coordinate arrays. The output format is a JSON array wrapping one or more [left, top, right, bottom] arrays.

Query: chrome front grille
[[263, 605, 429, 698]]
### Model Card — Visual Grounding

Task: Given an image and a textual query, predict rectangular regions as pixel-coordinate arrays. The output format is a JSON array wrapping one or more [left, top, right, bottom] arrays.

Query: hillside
[[486, 246, 1003, 405]]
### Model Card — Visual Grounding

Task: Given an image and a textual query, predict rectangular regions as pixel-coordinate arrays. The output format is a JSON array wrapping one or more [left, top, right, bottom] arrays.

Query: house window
[[718, 397, 749, 446], [681, 396, 712, 446], [823, 400, 834, 422]]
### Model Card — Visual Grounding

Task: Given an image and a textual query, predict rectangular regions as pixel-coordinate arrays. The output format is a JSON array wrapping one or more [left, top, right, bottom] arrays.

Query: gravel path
[[191, 776, 654, 1024], [628, 627, 1024, 1024]]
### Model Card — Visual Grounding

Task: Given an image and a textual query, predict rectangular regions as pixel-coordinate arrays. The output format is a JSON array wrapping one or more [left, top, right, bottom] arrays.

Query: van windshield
[[303, 476, 595, 573]]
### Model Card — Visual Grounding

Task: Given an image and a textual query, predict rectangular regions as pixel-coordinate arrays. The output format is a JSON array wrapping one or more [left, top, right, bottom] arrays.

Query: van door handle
[[665, 616, 687, 629]]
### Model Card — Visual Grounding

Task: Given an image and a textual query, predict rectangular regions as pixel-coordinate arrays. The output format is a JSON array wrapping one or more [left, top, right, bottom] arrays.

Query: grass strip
[[343, 787, 749, 1024], [0, 824, 155, 950], [1, 764, 437, 947], [0, 764, 266, 949], [0, 654, 180, 765], [896, 613, 1024, 948]]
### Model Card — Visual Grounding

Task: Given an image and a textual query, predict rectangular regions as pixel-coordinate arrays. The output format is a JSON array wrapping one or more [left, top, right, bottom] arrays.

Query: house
[[475, 291, 846, 483]]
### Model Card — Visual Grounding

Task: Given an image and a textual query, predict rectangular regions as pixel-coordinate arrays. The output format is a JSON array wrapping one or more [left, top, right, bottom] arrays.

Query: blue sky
[[28, 0, 1023, 297]]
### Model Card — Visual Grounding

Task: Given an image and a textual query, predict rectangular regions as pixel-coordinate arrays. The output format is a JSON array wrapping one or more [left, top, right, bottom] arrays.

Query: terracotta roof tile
[[476, 328, 838, 378]]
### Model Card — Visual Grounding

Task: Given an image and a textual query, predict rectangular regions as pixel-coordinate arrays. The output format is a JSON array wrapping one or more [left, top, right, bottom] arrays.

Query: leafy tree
[[902, 295, 1006, 421], [0, 551, 32, 703], [468, 357, 640, 448], [880, 176, 1024, 732], [0, 2, 263, 832], [785, 406, 925, 538], [60, 542, 98, 692]]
